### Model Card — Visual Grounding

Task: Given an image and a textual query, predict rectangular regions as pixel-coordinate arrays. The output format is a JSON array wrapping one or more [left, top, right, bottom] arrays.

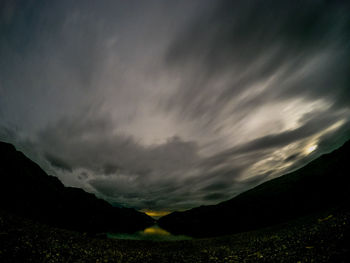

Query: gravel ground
[[0, 208, 349, 263]]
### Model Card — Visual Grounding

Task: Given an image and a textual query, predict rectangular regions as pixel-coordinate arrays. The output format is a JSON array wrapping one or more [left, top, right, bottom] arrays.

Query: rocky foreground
[[0, 208, 349, 263]]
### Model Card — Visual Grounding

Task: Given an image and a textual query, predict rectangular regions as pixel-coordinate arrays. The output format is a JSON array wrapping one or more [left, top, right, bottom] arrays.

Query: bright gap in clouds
[[306, 145, 318, 154]]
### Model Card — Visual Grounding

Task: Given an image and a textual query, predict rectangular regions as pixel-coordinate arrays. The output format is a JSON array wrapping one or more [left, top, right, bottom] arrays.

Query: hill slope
[[0, 141, 154, 233], [159, 140, 350, 237]]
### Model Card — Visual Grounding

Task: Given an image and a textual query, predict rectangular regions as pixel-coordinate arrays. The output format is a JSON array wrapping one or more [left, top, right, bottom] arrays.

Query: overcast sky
[[1, 0, 349, 212]]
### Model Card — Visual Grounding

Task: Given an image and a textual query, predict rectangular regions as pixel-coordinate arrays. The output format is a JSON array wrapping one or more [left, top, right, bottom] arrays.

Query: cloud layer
[[1, 0, 349, 211]]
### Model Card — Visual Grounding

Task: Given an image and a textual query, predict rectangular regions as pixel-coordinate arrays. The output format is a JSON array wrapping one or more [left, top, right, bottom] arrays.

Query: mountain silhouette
[[0, 141, 154, 233], [159, 139, 350, 237]]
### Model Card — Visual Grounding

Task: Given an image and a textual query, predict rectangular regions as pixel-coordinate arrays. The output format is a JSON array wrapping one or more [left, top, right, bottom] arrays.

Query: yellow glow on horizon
[[143, 211, 171, 218]]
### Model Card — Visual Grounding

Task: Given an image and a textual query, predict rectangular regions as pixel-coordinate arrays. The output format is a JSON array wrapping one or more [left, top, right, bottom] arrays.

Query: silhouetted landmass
[[0, 141, 154, 233], [1, 206, 349, 262], [159, 140, 350, 237]]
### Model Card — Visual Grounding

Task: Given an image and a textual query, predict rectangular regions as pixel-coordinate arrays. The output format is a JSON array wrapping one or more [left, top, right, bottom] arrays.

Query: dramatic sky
[[1, 0, 349, 212]]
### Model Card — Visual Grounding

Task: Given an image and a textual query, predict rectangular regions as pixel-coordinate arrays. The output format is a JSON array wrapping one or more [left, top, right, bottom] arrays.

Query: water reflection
[[108, 225, 192, 241], [143, 225, 170, 235]]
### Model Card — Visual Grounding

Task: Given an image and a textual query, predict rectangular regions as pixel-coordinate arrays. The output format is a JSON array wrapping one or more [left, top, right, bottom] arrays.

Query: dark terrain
[[0, 141, 154, 233], [159, 140, 350, 237], [0, 140, 349, 262], [0, 207, 349, 262]]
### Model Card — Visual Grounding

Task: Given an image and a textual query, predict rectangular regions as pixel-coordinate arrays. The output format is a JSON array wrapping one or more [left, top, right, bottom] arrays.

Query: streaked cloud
[[1, 0, 349, 211]]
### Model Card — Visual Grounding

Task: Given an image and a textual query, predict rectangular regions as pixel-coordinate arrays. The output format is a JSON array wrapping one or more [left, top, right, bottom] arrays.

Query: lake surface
[[107, 225, 192, 241]]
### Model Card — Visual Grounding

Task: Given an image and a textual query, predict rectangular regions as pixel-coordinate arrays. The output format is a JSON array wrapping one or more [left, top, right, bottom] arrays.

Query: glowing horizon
[[143, 211, 171, 218]]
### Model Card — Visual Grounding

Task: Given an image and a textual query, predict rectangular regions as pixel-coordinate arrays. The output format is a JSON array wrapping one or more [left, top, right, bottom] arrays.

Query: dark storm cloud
[[284, 153, 300, 163], [200, 182, 233, 193], [1, 0, 350, 211], [203, 193, 230, 201], [164, 0, 350, 123], [88, 177, 183, 210], [38, 115, 200, 177], [44, 153, 72, 172]]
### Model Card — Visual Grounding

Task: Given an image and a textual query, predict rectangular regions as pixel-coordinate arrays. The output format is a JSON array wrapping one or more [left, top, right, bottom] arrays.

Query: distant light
[[143, 210, 171, 218], [306, 145, 317, 154]]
